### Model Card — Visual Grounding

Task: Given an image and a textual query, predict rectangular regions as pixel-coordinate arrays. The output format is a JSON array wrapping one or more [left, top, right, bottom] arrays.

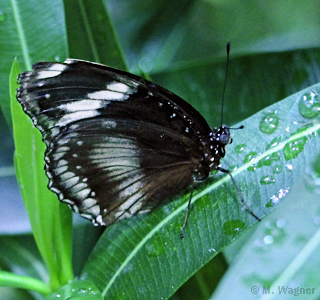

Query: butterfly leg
[[217, 167, 261, 222], [180, 186, 194, 239]]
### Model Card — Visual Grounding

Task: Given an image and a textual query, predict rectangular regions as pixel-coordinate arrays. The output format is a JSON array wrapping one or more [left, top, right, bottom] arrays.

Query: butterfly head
[[211, 125, 232, 146]]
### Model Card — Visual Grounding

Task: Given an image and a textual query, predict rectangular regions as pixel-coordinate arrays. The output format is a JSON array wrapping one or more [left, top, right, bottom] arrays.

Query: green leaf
[[46, 280, 102, 300], [0, 235, 48, 299], [3, 0, 71, 292], [10, 59, 73, 290], [64, 0, 127, 69], [172, 253, 228, 300], [0, 271, 50, 295], [213, 181, 320, 300], [80, 84, 320, 299], [2, 1, 320, 299], [0, 235, 47, 282], [0, 0, 68, 127]]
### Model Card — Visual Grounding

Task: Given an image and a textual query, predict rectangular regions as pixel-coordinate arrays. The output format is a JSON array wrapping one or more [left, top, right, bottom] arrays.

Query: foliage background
[[0, 0, 320, 299]]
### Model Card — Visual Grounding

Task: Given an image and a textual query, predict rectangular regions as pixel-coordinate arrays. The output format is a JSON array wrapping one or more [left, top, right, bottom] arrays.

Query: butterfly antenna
[[228, 125, 244, 130], [221, 42, 230, 127]]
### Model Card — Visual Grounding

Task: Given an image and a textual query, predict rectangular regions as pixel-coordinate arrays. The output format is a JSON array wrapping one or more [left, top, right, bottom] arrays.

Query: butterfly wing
[[17, 59, 211, 226]]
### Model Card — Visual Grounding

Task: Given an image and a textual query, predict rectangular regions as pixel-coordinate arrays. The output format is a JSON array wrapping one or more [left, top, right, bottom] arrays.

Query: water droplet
[[285, 164, 293, 171], [228, 165, 238, 172], [0, 11, 6, 21], [266, 136, 282, 149], [298, 90, 320, 119], [244, 151, 260, 171], [245, 151, 280, 171], [223, 220, 245, 236], [138, 56, 153, 73], [235, 144, 246, 153], [283, 129, 307, 160], [261, 152, 281, 166], [260, 175, 276, 185], [270, 187, 290, 205], [259, 112, 280, 134], [273, 164, 283, 174], [265, 200, 273, 208]]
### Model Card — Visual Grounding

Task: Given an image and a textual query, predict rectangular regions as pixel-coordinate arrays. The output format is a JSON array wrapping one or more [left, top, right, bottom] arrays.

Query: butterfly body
[[17, 59, 231, 226]]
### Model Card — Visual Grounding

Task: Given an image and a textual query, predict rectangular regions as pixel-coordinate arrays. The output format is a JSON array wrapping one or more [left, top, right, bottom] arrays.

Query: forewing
[[16, 59, 206, 225], [17, 59, 212, 144]]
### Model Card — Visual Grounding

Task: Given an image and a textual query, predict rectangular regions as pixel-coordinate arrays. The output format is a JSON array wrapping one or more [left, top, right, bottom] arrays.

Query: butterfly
[[16, 48, 260, 237]]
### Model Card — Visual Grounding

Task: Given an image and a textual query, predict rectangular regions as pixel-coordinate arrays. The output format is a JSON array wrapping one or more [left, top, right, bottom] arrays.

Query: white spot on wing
[[63, 176, 80, 188], [36, 68, 65, 79], [50, 187, 60, 194], [56, 160, 68, 168], [60, 171, 75, 181], [55, 165, 68, 174], [107, 82, 134, 94], [116, 211, 132, 221], [57, 111, 100, 126], [53, 152, 65, 160], [77, 188, 91, 199], [60, 100, 107, 112], [117, 196, 139, 212], [63, 198, 74, 205], [88, 90, 129, 101], [128, 199, 144, 215], [80, 198, 100, 216], [86, 205, 100, 216], [81, 198, 97, 208], [96, 215, 105, 225]]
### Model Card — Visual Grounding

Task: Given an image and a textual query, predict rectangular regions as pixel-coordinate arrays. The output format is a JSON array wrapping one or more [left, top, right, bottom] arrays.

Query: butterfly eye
[[219, 133, 230, 145]]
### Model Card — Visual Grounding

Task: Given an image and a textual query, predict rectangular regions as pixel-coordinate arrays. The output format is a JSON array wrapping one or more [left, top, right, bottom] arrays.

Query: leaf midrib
[[101, 121, 320, 297], [10, 0, 31, 69]]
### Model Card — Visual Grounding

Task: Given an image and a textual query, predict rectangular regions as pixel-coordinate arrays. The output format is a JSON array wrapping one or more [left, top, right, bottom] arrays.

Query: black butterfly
[[17, 56, 259, 236]]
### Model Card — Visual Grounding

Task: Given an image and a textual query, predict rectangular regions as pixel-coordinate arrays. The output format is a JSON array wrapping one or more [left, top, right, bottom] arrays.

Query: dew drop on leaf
[[260, 175, 276, 185], [266, 136, 282, 149], [273, 165, 283, 174], [270, 187, 290, 205], [298, 90, 320, 119], [261, 152, 281, 166], [223, 220, 245, 236], [283, 131, 307, 160], [235, 143, 246, 153], [259, 112, 279, 134], [244, 151, 259, 171]]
